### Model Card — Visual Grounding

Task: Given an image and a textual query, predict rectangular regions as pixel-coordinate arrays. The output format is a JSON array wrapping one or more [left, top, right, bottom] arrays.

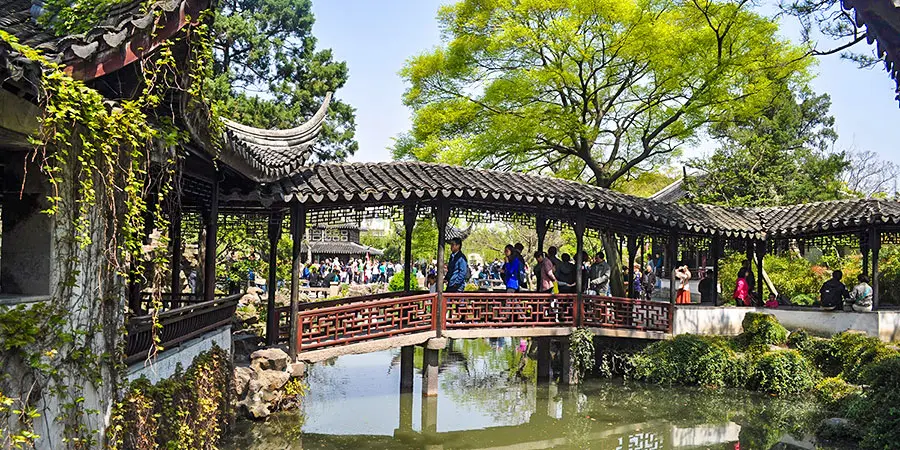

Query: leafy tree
[[684, 86, 849, 207], [211, 0, 358, 160], [395, 0, 809, 188], [395, 0, 809, 294]]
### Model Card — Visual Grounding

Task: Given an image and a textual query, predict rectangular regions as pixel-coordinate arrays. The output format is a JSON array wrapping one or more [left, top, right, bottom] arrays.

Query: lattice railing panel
[[583, 295, 672, 333], [443, 293, 576, 328], [297, 293, 435, 351]]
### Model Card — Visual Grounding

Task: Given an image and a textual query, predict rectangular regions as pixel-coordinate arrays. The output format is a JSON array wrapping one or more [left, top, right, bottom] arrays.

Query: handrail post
[[434, 200, 449, 337], [289, 203, 306, 360], [574, 215, 585, 327]]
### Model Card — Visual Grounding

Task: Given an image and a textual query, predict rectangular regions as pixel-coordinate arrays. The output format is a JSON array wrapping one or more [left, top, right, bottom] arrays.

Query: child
[[426, 273, 438, 293], [764, 293, 779, 308]]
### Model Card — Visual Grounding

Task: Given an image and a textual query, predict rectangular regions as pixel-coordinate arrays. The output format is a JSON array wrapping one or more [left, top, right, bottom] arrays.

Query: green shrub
[[814, 377, 860, 412], [631, 335, 742, 388], [831, 332, 898, 384], [747, 350, 818, 396], [799, 338, 843, 378], [846, 355, 900, 449], [786, 329, 812, 350], [790, 294, 816, 306], [388, 271, 420, 292], [739, 313, 788, 350]]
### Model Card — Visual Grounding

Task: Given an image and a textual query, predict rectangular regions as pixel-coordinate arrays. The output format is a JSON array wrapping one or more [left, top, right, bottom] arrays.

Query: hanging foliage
[[569, 327, 596, 383]]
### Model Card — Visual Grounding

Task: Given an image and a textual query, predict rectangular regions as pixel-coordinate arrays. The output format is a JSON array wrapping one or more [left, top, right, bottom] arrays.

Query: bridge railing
[[583, 295, 672, 333], [443, 293, 577, 328], [125, 293, 240, 365], [279, 291, 673, 354], [295, 292, 436, 351]]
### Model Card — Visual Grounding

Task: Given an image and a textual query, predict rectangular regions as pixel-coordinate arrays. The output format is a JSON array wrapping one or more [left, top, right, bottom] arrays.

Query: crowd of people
[[732, 260, 874, 312]]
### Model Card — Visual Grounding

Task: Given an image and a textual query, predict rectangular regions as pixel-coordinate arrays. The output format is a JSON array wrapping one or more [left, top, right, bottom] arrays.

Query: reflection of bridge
[[271, 290, 672, 393], [301, 385, 745, 450]]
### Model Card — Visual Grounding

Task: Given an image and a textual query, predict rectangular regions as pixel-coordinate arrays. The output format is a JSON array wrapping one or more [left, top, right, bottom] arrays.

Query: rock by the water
[[288, 362, 306, 378], [250, 348, 289, 372]]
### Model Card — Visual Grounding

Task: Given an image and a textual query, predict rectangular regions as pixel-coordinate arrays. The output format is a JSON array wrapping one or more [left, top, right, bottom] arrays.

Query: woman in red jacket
[[734, 268, 751, 306]]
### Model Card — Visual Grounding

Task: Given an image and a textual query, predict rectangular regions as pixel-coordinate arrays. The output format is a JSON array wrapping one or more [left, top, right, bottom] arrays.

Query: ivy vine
[[569, 327, 596, 383], [0, 11, 220, 448]]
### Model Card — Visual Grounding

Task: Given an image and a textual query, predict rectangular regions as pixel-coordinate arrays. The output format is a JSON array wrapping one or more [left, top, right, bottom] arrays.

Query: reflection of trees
[[439, 338, 537, 424]]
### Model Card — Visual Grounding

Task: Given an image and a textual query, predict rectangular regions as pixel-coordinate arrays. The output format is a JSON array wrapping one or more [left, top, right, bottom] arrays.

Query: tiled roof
[[302, 241, 382, 256], [842, 0, 900, 103], [0, 0, 207, 86], [219, 92, 331, 183], [219, 161, 900, 240]]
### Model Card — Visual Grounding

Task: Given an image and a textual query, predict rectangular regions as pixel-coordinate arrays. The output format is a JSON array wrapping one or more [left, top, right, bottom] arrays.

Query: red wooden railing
[[125, 293, 240, 365], [277, 291, 673, 354], [443, 293, 577, 328], [296, 292, 435, 351], [583, 295, 673, 333]]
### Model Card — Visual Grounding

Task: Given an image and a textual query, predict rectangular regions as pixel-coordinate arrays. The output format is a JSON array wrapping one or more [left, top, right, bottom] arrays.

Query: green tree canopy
[[394, 0, 810, 188], [211, 0, 358, 160], [683, 85, 849, 207]]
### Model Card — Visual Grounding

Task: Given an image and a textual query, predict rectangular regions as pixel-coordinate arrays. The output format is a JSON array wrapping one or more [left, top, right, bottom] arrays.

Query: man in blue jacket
[[446, 237, 469, 292]]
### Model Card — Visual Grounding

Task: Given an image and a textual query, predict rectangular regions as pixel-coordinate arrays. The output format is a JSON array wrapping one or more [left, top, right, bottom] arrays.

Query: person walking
[[534, 251, 556, 294], [674, 262, 692, 304], [588, 252, 611, 295], [446, 237, 469, 292], [734, 268, 751, 306], [642, 264, 656, 300], [501, 244, 521, 293], [556, 253, 578, 293]]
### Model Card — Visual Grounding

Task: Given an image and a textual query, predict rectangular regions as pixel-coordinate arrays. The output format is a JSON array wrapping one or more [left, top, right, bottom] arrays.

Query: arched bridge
[[275, 291, 673, 362]]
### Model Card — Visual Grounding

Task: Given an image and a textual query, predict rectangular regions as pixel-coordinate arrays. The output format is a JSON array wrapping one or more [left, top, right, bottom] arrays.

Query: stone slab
[[296, 331, 437, 363]]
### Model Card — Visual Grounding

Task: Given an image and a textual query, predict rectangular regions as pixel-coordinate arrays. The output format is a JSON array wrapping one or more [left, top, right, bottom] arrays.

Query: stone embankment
[[232, 348, 306, 419]]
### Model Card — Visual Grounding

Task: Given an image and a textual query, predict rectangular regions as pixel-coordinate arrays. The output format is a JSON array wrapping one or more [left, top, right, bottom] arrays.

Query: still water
[[224, 338, 824, 449]]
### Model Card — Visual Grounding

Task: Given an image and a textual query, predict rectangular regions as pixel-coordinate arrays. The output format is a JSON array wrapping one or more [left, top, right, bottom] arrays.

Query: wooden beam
[[403, 204, 417, 291], [626, 235, 637, 299], [170, 207, 183, 296], [755, 240, 765, 298], [711, 236, 722, 306], [871, 225, 881, 310], [203, 175, 219, 302], [536, 215, 548, 253], [289, 203, 306, 359], [575, 216, 586, 326], [266, 211, 283, 346], [435, 200, 450, 337], [668, 231, 678, 304]]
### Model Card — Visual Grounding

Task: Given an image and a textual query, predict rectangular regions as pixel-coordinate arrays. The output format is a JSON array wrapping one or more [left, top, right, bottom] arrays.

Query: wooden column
[[403, 204, 417, 291], [870, 225, 881, 310], [668, 231, 678, 304], [434, 200, 450, 337], [289, 203, 306, 360], [265, 211, 283, 347], [711, 236, 722, 306], [861, 232, 870, 278], [536, 215, 548, 253], [626, 235, 637, 299], [170, 207, 183, 296], [755, 240, 765, 297], [203, 175, 219, 302], [574, 216, 585, 326]]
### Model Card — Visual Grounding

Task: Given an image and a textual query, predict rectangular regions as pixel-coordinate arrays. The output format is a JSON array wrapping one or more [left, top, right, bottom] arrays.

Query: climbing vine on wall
[[569, 327, 596, 383], [0, 10, 220, 448]]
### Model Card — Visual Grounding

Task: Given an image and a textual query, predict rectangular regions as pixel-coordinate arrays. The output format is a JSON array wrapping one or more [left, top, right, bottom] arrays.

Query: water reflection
[[224, 338, 824, 450]]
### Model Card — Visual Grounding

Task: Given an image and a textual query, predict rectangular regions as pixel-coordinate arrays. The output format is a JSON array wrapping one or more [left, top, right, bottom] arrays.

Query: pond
[[224, 338, 826, 449]]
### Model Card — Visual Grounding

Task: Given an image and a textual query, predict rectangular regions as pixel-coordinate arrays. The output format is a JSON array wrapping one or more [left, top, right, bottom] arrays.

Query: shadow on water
[[223, 338, 825, 450]]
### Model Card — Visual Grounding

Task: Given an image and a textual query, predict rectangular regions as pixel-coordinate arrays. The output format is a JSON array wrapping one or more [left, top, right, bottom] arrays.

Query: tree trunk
[[601, 231, 626, 297]]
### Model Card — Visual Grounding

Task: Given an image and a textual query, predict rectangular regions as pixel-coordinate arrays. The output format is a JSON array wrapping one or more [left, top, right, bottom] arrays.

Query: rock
[[257, 370, 290, 391], [288, 362, 306, 378], [233, 366, 255, 398], [817, 417, 858, 442], [236, 304, 259, 323], [241, 393, 271, 419], [250, 348, 290, 372], [247, 286, 264, 296], [233, 333, 262, 363], [239, 293, 260, 306]]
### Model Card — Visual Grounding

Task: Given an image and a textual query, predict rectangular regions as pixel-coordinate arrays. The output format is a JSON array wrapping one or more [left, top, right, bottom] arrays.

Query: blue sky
[[311, 0, 900, 165]]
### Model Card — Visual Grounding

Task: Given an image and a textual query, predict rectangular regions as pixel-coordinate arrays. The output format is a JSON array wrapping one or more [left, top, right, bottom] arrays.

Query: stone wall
[[127, 326, 233, 385], [673, 306, 900, 341]]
